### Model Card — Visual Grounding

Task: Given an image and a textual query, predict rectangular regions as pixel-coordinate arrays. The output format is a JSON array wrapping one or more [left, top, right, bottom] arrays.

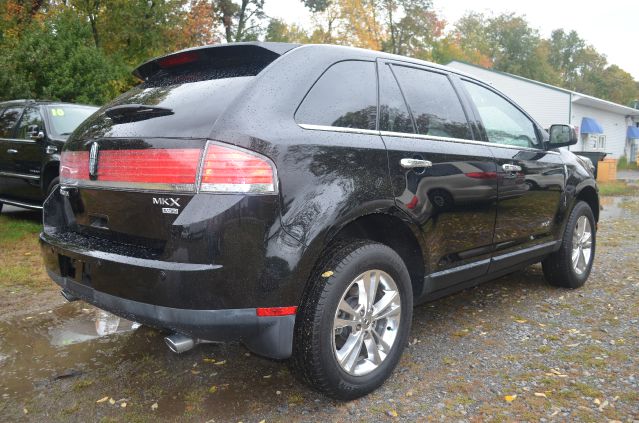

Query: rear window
[[75, 65, 258, 140], [295, 61, 377, 131]]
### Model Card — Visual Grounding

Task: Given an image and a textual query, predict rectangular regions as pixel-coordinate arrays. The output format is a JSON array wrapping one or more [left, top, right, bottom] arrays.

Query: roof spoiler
[[132, 42, 300, 80]]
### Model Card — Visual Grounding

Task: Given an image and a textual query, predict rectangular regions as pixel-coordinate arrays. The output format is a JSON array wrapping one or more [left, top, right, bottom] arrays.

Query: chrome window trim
[[380, 130, 560, 154], [297, 123, 560, 155], [298, 123, 380, 136], [0, 171, 41, 180], [0, 137, 38, 144]]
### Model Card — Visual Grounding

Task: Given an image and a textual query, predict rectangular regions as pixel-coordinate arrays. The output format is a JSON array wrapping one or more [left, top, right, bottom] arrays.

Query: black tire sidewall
[[315, 243, 413, 397]]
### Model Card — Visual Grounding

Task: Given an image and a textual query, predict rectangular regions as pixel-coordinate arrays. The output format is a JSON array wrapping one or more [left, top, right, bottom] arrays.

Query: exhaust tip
[[164, 333, 197, 354], [60, 290, 79, 302]]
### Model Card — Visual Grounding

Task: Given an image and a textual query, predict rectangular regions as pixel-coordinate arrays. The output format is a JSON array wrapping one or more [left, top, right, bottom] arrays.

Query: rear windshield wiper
[[104, 104, 174, 123]]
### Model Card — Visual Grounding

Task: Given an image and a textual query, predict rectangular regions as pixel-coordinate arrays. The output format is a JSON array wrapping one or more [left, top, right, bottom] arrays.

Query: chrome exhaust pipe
[[60, 290, 79, 302], [164, 333, 198, 354]]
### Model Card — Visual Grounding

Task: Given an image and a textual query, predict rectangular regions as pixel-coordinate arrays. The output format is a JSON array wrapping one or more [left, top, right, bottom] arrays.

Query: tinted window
[[378, 63, 413, 133], [0, 107, 23, 138], [16, 107, 44, 140], [45, 105, 96, 137], [75, 66, 256, 140], [463, 81, 539, 148], [392, 66, 471, 139], [296, 61, 377, 130]]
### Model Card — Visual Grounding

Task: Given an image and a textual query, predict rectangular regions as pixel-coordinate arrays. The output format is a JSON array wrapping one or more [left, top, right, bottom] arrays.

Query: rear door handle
[[502, 164, 522, 172], [7, 149, 18, 154], [400, 158, 432, 169]]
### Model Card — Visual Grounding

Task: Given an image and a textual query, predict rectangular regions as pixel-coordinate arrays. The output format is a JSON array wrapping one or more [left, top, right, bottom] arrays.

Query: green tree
[[379, 0, 445, 57], [0, 7, 127, 104], [265, 18, 310, 43], [216, 0, 266, 42]]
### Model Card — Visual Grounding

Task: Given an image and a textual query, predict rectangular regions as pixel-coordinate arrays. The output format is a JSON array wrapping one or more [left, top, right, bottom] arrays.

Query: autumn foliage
[[0, 0, 637, 107]]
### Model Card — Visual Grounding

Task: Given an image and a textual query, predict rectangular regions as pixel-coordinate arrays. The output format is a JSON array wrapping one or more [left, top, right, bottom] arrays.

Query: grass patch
[[616, 156, 638, 170], [0, 213, 50, 292], [0, 215, 41, 243], [598, 180, 639, 196]]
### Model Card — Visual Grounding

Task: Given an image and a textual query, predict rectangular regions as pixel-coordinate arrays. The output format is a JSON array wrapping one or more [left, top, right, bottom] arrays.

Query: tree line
[[1, 0, 637, 107]]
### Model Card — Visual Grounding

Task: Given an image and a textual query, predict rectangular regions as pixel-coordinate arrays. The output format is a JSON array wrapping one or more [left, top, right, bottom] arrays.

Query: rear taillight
[[200, 143, 276, 193], [465, 171, 497, 179], [60, 151, 89, 181], [60, 141, 277, 194]]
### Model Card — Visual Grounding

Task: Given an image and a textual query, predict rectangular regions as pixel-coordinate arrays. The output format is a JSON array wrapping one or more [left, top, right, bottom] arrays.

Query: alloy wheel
[[332, 270, 401, 376], [572, 215, 593, 275]]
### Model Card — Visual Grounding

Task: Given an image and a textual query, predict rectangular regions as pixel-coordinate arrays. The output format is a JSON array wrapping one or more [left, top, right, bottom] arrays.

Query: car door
[[460, 79, 566, 271], [10, 106, 46, 201], [0, 105, 26, 200], [378, 59, 498, 297]]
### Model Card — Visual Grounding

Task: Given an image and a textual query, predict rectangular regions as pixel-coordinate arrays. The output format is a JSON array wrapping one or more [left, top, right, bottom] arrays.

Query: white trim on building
[[447, 61, 639, 159]]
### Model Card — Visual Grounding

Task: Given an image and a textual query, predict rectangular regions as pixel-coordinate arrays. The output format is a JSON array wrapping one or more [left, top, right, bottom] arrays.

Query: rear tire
[[542, 201, 596, 288], [291, 240, 413, 400]]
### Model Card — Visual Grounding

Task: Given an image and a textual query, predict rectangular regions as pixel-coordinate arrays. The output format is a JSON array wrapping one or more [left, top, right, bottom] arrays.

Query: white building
[[447, 61, 639, 161]]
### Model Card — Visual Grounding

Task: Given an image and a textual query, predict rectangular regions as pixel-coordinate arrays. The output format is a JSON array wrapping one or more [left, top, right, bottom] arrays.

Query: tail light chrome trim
[[60, 141, 278, 195]]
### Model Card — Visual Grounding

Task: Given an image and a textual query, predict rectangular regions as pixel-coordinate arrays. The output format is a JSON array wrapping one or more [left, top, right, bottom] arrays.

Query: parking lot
[[1, 195, 638, 422]]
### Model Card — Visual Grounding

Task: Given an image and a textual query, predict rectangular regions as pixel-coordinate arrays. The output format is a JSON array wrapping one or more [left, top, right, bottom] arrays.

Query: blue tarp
[[627, 126, 639, 139], [580, 117, 604, 134]]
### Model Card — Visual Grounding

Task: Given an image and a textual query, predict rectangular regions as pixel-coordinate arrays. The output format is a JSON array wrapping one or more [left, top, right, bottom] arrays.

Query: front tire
[[291, 240, 413, 400], [542, 201, 596, 288]]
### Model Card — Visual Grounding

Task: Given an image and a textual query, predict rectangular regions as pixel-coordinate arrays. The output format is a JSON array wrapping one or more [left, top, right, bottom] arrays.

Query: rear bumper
[[41, 233, 295, 359]]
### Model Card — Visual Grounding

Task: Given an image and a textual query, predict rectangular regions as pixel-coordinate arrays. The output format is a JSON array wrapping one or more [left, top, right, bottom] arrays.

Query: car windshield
[[45, 105, 98, 137]]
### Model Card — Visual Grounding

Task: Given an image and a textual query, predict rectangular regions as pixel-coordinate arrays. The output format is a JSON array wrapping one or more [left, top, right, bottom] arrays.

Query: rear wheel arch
[[311, 213, 426, 301]]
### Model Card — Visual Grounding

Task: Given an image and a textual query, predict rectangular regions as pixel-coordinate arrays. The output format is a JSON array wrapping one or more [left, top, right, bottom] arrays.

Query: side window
[[378, 63, 413, 134], [16, 107, 44, 140], [0, 107, 24, 138], [463, 81, 539, 148], [296, 61, 377, 130], [392, 66, 472, 140]]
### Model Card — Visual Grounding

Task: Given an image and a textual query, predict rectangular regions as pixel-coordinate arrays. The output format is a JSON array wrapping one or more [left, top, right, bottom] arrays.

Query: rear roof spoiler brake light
[[133, 42, 300, 80]]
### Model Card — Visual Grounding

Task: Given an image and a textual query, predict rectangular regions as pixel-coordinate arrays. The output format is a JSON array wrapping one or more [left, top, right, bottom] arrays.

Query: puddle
[[0, 301, 309, 421], [599, 196, 638, 220], [0, 302, 139, 397]]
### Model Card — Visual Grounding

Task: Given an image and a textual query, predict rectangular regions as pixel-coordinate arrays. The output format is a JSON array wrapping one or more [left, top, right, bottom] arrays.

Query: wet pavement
[[0, 197, 638, 422]]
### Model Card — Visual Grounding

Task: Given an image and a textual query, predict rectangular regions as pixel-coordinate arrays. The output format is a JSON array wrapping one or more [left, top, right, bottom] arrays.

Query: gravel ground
[[0, 196, 638, 422]]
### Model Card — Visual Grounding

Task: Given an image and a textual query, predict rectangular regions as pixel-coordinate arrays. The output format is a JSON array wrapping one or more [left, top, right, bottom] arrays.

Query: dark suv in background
[[40, 43, 598, 399], [0, 99, 97, 211]]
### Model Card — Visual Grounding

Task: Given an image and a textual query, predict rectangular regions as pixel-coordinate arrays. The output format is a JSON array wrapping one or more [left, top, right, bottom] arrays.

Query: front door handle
[[400, 158, 433, 169], [502, 163, 522, 172], [7, 149, 18, 154]]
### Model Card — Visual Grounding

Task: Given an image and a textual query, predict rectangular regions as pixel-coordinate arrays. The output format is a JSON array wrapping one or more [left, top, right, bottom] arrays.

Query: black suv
[[0, 100, 98, 211], [40, 43, 599, 399]]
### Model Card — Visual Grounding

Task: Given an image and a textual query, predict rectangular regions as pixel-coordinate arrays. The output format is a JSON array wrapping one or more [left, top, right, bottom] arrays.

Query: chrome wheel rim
[[332, 270, 401, 376], [572, 216, 593, 275]]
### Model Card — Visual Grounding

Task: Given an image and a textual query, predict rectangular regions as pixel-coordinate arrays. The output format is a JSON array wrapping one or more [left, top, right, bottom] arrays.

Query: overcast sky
[[264, 0, 639, 80]]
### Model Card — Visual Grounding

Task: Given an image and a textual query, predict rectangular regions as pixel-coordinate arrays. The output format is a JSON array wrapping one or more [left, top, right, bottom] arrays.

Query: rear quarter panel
[[208, 46, 399, 304]]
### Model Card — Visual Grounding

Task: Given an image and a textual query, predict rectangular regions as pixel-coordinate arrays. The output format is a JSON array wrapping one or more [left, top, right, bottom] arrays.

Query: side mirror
[[548, 124, 578, 148], [28, 125, 45, 141]]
